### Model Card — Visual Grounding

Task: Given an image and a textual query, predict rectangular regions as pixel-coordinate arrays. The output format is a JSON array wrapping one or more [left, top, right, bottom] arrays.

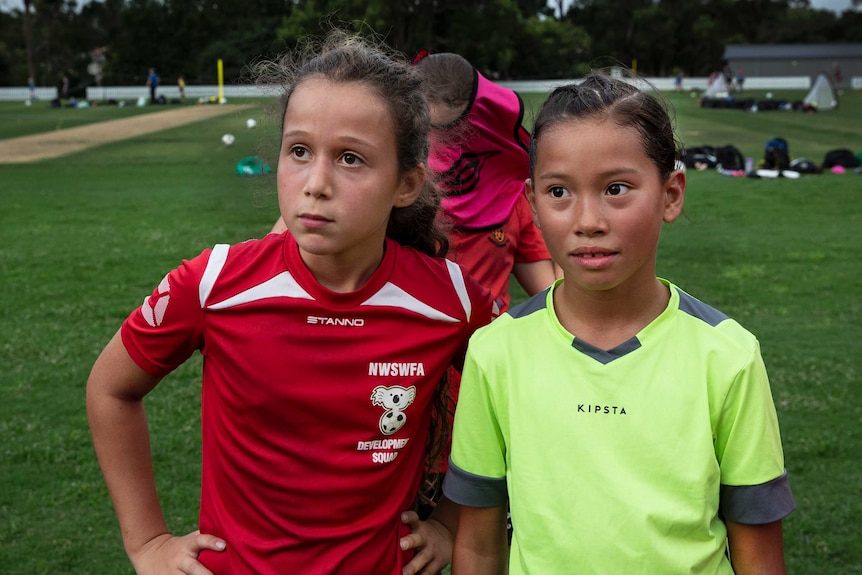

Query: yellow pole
[[218, 59, 225, 103]]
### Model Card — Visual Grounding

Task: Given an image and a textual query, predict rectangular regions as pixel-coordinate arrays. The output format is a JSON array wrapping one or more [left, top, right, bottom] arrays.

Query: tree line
[[1, 0, 860, 95]]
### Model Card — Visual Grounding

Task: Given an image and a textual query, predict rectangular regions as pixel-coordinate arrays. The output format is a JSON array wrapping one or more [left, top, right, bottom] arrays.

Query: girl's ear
[[394, 165, 425, 208], [524, 178, 541, 230], [662, 169, 686, 223]]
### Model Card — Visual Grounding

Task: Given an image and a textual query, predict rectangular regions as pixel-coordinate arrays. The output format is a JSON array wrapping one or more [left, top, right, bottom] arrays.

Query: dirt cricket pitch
[[0, 103, 255, 164]]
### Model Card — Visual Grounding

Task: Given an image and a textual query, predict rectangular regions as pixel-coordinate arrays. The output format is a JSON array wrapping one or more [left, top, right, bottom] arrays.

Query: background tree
[[0, 8, 25, 86], [511, 16, 591, 79], [22, 0, 34, 81], [14, 0, 83, 93], [0, 0, 860, 87]]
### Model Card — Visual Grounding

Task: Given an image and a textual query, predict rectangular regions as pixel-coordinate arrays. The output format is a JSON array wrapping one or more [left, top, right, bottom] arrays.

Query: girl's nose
[[574, 195, 607, 236], [303, 160, 331, 199]]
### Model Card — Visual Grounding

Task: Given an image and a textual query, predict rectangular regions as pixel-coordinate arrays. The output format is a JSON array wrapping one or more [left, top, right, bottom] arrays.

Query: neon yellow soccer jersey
[[444, 279, 794, 574]]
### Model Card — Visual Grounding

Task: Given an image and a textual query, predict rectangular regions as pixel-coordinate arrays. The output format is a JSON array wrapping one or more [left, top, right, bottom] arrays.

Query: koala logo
[[371, 385, 416, 435]]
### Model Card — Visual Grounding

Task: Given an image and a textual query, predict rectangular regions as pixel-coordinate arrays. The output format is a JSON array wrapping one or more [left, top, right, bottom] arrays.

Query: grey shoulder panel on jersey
[[677, 288, 729, 327], [507, 287, 550, 319]]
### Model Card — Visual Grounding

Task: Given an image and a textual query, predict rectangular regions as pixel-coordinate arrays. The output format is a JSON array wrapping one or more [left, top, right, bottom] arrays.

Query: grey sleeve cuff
[[442, 459, 508, 508], [720, 469, 796, 524]]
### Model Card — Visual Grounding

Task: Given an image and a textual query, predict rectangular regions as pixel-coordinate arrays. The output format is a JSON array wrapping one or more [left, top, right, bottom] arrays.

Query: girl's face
[[277, 78, 422, 280], [526, 117, 684, 297]]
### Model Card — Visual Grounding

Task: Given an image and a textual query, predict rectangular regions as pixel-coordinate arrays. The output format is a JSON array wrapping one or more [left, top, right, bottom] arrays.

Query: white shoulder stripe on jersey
[[445, 260, 472, 322], [207, 271, 313, 310], [199, 244, 230, 308], [361, 283, 459, 323]]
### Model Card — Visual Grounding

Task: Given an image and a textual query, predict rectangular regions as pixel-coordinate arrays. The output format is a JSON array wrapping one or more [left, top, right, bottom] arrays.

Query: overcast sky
[[0, 0, 858, 15], [813, 0, 858, 10], [783, 0, 856, 11], [548, 0, 860, 15]]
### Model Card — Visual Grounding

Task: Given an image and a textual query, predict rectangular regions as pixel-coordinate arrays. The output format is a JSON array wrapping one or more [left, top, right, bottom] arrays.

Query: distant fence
[[499, 76, 813, 92], [4, 76, 861, 102], [0, 84, 279, 102], [0, 87, 58, 102], [82, 84, 282, 101]]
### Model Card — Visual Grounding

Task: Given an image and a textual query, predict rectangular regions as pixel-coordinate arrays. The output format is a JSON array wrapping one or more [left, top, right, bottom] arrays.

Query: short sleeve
[[443, 340, 509, 507], [121, 251, 210, 377], [714, 341, 785, 485], [715, 340, 795, 523]]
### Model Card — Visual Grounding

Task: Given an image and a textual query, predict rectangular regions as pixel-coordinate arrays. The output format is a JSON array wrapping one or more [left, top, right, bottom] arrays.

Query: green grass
[[667, 88, 862, 162], [0, 104, 280, 573], [0, 97, 276, 140], [0, 100, 186, 139], [1, 91, 861, 574]]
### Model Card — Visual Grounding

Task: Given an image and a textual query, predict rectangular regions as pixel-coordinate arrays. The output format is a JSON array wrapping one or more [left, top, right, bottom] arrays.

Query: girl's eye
[[290, 145, 309, 159], [606, 183, 631, 196], [549, 186, 569, 199], [342, 152, 363, 166]]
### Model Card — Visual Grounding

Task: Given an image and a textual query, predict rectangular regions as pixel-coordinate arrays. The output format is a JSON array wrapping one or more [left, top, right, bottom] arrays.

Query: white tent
[[803, 73, 838, 110], [703, 73, 731, 98]]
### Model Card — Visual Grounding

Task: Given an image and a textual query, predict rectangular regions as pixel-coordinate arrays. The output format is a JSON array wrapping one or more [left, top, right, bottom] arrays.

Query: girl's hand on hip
[[130, 530, 226, 575]]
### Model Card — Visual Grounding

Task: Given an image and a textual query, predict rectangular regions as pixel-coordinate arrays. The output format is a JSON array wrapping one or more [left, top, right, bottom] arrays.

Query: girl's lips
[[571, 249, 617, 269], [298, 213, 333, 229]]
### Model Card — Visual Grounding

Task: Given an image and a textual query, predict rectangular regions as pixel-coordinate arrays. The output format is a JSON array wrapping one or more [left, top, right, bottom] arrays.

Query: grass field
[[1, 89, 861, 574], [0, 99, 199, 140]]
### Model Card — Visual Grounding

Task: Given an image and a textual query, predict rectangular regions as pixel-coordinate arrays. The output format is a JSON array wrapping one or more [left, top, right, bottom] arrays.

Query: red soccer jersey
[[121, 231, 494, 575], [447, 194, 550, 312]]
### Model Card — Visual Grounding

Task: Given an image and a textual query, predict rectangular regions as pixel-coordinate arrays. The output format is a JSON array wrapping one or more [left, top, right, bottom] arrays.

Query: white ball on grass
[[222, 133, 236, 146], [246, 118, 257, 129]]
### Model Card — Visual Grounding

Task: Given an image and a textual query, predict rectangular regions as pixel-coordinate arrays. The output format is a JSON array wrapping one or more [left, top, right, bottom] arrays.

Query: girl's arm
[[86, 330, 225, 575], [451, 504, 508, 575], [511, 259, 557, 297], [726, 519, 787, 575]]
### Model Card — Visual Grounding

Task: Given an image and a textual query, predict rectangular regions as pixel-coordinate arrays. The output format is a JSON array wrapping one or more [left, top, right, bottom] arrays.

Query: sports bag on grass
[[763, 138, 790, 170], [822, 149, 860, 169], [716, 145, 745, 171]]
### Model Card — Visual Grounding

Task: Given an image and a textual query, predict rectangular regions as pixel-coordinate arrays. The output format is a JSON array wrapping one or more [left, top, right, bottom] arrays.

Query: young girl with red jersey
[[87, 31, 495, 575]]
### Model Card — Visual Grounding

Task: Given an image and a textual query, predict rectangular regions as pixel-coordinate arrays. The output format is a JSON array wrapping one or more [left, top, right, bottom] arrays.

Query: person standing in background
[[146, 68, 160, 103], [735, 68, 745, 92], [177, 75, 186, 99], [721, 61, 733, 88], [414, 51, 556, 313]]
